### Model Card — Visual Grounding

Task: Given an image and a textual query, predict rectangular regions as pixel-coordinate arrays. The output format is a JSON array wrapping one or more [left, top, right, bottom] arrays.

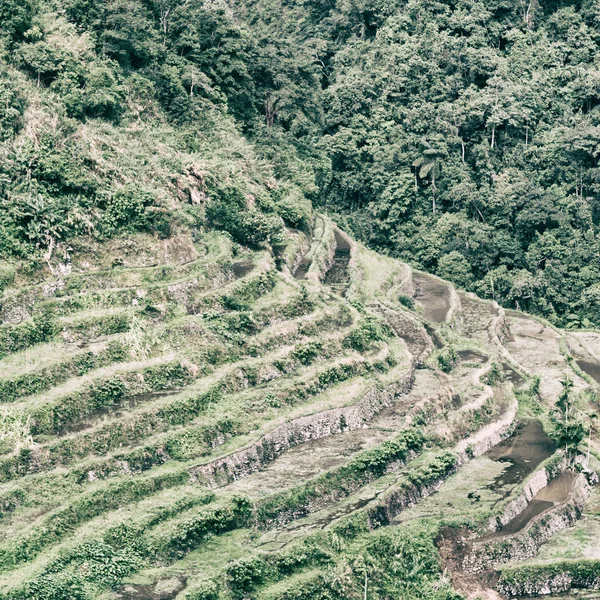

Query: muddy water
[[457, 350, 488, 364], [576, 359, 600, 385], [57, 390, 176, 436], [485, 421, 555, 489], [293, 257, 311, 280], [232, 260, 255, 278], [116, 578, 186, 600], [324, 231, 351, 292], [501, 363, 525, 388], [486, 472, 575, 539], [413, 274, 451, 323]]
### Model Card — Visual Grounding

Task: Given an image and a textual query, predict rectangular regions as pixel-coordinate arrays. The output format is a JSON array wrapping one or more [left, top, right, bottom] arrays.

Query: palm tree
[[412, 138, 446, 215], [586, 413, 598, 467]]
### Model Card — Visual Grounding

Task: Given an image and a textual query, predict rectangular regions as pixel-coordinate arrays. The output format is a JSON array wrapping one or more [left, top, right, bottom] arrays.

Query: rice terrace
[[0, 0, 600, 599]]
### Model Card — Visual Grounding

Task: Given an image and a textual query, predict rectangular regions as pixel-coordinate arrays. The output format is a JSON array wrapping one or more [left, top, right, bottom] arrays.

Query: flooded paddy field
[[413, 273, 451, 323], [394, 421, 556, 526], [323, 230, 351, 294]]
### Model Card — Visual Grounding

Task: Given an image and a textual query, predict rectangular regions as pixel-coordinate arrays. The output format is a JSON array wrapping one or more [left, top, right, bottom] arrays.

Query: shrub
[[436, 346, 457, 373], [103, 185, 154, 232], [186, 581, 220, 600], [206, 188, 283, 248], [55, 61, 126, 122], [343, 317, 388, 352], [0, 262, 16, 290], [227, 557, 268, 597], [275, 188, 312, 230], [21, 572, 88, 600], [0, 75, 26, 139], [484, 361, 502, 385], [292, 341, 323, 365], [18, 40, 70, 86], [0, 0, 35, 42], [398, 294, 415, 309]]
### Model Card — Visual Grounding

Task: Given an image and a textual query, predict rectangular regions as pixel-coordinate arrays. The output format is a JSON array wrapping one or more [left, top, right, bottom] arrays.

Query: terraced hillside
[[0, 215, 599, 600]]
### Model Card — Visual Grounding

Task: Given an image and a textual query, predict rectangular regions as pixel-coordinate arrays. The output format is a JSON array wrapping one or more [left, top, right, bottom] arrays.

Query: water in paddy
[[501, 363, 526, 388], [413, 273, 451, 323], [457, 350, 488, 364], [232, 260, 255, 278], [576, 359, 600, 385], [116, 578, 186, 600], [324, 231, 351, 292], [293, 257, 311, 280], [485, 421, 556, 490], [485, 471, 575, 539]]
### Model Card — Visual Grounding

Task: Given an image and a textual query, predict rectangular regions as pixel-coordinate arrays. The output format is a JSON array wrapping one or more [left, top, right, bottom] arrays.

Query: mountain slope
[[0, 2, 599, 600], [0, 209, 598, 599]]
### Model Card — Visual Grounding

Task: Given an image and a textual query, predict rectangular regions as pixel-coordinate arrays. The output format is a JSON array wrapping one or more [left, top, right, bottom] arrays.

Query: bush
[[398, 294, 415, 309], [343, 317, 388, 352], [206, 188, 283, 248], [186, 581, 220, 600], [55, 61, 126, 122], [103, 185, 154, 232], [275, 188, 312, 230], [484, 362, 502, 385], [292, 341, 323, 365], [0, 0, 35, 42], [0, 75, 26, 139], [227, 557, 268, 597], [18, 40, 70, 86], [22, 572, 88, 600], [436, 346, 457, 373], [0, 262, 15, 291]]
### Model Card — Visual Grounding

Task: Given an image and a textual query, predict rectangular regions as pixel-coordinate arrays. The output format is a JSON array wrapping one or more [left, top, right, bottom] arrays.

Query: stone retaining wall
[[463, 474, 590, 573], [189, 370, 415, 487]]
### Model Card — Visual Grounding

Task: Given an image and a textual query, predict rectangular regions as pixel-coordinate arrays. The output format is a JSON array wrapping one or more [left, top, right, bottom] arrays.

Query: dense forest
[[1, 0, 600, 322]]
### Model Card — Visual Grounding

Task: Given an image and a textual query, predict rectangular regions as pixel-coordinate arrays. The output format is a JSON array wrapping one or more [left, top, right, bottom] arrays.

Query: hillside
[[0, 1, 599, 600], [0, 211, 599, 600]]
